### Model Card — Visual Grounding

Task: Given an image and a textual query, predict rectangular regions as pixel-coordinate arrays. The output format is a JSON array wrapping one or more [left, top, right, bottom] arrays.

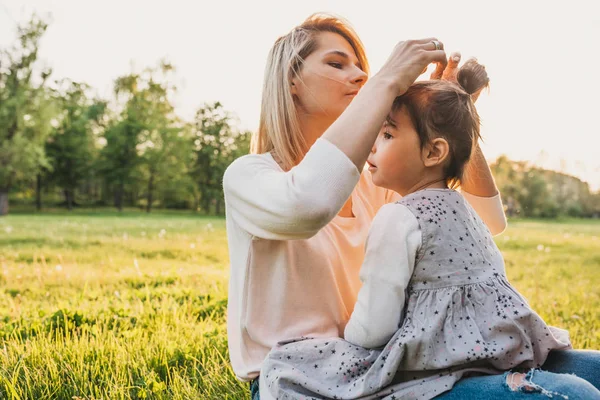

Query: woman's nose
[[352, 66, 368, 86]]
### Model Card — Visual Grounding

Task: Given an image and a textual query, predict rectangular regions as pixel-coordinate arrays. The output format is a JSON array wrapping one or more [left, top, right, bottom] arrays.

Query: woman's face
[[291, 32, 367, 124]]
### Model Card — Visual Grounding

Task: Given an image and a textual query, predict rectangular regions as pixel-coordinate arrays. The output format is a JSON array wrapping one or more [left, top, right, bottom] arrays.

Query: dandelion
[[503, 236, 510, 241], [190, 243, 196, 249], [158, 229, 167, 238], [536, 245, 544, 251], [544, 247, 551, 253], [114, 290, 120, 298], [4, 226, 12, 234], [123, 233, 128, 241], [55, 264, 63, 271], [205, 223, 214, 232], [141, 231, 146, 236], [134, 258, 142, 276]]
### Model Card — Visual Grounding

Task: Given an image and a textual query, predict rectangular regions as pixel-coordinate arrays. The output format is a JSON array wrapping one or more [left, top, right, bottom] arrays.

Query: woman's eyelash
[[328, 62, 343, 69], [383, 132, 392, 139]]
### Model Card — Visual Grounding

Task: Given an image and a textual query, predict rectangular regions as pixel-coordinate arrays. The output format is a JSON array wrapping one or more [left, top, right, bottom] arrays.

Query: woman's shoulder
[[226, 152, 278, 173], [224, 152, 279, 185]]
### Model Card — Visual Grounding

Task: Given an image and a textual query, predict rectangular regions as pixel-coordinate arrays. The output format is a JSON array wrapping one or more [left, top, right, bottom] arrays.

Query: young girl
[[258, 61, 582, 399]]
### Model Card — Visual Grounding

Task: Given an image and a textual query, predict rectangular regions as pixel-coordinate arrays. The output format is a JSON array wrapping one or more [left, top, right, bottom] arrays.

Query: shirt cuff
[[461, 190, 507, 235]]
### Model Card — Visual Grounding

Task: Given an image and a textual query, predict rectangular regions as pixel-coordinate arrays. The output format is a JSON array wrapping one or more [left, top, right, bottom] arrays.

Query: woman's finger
[[430, 61, 446, 80], [442, 51, 461, 82], [417, 39, 444, 52], [426, 50, 448, 72]]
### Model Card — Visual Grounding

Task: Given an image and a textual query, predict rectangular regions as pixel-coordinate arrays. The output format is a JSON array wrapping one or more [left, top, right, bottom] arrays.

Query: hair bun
[[456, 58, 489, 95]]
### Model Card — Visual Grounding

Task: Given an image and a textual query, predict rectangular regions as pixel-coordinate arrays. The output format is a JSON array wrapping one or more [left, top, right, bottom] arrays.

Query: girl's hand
[[375, 38, 447, 96]]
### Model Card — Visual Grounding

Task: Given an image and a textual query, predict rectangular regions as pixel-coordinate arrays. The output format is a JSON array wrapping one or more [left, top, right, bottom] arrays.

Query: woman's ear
[[290, 79, 298, 96], [422, 138, 449, 167]]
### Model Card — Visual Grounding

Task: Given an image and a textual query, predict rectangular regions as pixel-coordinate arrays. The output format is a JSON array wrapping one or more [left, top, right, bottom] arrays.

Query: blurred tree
[[99, 61, 191, 212], [491, 156, 600, 218], [189, 102, 250, 214], [44, 80, 106, 210], [0, 16, 55, 215]]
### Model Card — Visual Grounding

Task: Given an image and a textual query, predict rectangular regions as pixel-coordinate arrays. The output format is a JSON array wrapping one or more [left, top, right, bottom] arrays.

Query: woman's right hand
[[375, 38, 447, 96]]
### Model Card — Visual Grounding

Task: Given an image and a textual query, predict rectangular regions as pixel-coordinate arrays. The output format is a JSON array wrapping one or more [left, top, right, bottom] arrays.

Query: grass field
[[0, 211, 598, 399]]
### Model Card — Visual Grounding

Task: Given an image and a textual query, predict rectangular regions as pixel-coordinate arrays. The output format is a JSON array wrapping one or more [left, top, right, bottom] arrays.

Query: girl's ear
[[422, 138, 450, 167]]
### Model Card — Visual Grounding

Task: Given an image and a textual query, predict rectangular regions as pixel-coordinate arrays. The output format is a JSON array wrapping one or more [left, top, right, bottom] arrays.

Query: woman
[[223, 13, 600, 399]]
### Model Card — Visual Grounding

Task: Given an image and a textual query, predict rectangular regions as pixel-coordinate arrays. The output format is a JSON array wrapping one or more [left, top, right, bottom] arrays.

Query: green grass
[[0, 212, 598, 399]]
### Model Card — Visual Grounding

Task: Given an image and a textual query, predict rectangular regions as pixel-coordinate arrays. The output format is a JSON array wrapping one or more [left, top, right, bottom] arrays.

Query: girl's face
[[367, 106, 426, 195], [291, 31, 367, 124]]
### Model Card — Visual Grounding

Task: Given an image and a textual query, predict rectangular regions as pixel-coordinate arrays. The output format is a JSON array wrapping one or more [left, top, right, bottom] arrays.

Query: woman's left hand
[[430, 51, 461, 82], [430, 51, 484, 102]]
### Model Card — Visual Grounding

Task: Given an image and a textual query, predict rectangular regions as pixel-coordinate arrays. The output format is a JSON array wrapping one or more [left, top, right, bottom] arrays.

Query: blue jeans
[[435, 350, 600, 399], [250, 377, 259, 400], [250, 350, 600, 399]]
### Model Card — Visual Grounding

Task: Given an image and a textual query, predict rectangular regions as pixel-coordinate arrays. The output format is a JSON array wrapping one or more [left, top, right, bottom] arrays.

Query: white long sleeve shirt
[[223, 138, 506, 381], [343, 204, 420, 349]]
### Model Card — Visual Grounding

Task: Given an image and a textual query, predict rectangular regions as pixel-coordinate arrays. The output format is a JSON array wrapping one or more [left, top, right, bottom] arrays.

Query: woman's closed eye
[[383, 131, 393, 140], [328, 62, 343, 69]]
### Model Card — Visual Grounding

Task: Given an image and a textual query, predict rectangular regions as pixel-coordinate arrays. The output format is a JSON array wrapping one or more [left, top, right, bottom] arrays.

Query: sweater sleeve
[[344, 203, 421, 349], [460, 190, 507, 236], [222, 138, 361, 240]]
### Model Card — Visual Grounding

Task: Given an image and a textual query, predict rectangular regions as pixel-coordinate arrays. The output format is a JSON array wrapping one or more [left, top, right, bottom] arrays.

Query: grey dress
[[259, 189, 571, 400]]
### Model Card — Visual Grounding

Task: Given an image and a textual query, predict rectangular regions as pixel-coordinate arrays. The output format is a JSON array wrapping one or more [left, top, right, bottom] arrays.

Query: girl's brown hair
[[391, 59, 490, 188]]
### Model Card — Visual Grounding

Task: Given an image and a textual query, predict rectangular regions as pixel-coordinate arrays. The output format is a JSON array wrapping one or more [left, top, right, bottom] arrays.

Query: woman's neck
[[298, 113, 334, 150]]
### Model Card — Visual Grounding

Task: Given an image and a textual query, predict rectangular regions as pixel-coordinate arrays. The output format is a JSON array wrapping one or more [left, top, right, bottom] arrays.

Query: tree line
[[1, 16, 250, 216], [1, 16, 598, 218]]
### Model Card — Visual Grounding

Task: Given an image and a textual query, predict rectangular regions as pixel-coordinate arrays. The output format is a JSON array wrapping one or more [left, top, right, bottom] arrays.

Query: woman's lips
[[367, 160, 376, 171]]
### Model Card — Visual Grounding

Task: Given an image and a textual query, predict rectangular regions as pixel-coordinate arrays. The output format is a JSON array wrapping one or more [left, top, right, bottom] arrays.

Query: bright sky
[[1, 0, 599, 189]]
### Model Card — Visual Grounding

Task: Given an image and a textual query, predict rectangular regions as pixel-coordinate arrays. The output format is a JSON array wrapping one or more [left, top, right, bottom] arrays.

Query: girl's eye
[[328, 62, 343, 69], [383, 132, 392, 140]]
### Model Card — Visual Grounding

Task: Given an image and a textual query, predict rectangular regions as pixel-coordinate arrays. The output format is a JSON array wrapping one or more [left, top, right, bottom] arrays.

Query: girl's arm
[[344, 203, 421, 349]]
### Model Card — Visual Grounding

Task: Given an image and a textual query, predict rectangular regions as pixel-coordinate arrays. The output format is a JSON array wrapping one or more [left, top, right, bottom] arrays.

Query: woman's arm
[[225, 40, 446, 240], [460, 144, 507, 235], [344, 204, 421, 349], [223, 138, 360, 240], [434, 52, 507, 234], [324, 39, 447, 170]]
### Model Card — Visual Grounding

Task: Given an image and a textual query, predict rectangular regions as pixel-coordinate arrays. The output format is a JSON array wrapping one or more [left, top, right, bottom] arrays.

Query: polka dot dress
[[260, 189, 571, 400]]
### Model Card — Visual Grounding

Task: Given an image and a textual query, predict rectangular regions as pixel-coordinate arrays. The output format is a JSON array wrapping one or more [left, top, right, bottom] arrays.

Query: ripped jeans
[[250, 350, 600, 399], [434, 350, 600, 399]]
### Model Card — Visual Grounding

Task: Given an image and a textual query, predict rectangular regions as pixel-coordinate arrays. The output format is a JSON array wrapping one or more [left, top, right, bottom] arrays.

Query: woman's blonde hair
[[252, 13, 369, 170]]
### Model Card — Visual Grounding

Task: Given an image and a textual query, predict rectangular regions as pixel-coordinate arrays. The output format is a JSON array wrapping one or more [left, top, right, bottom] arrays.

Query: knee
[[506, 370, 600, 399], [506, 372, 536, 392]]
